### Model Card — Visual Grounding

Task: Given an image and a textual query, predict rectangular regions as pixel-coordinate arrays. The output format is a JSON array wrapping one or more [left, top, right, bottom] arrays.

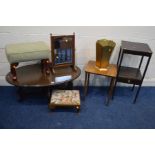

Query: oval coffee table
[[6, 63, 81, 101]]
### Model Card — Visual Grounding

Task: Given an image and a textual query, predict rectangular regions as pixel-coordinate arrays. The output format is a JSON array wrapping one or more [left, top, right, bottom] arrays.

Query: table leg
[[17, 87, 25, 102], [68, 81, 73, 90], [106, 77, 116, 105], [11, 63, 18, 81], [111, 78, 117, 100], [84, 72, 88, 97], [131, 84, 135, 91], [133, 84, 141, 103], [84, 72, 90, 97], [87, 73, 90, 87], [47, 86, 51, 98]]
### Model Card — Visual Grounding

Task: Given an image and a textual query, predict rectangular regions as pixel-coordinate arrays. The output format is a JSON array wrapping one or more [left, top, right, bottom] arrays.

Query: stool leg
[[45, 59, 50, 74], [76, 105, 80, 112], [11, 63, 18, 81], [41, 60, 44, 73], [41, 59, 50, 75]]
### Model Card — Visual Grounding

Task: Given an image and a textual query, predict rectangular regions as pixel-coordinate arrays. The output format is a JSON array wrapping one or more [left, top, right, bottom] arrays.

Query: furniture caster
[[76, 106, 80, 112]]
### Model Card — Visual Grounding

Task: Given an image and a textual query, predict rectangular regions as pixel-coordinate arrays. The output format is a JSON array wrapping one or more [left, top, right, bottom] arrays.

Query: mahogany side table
[[84, 60, 117, 105], [113, 41, 152, 103]]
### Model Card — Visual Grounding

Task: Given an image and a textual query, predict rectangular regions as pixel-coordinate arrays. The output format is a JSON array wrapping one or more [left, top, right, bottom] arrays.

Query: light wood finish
[[84, 60, 117, 105], [85, 60, 117, 77]]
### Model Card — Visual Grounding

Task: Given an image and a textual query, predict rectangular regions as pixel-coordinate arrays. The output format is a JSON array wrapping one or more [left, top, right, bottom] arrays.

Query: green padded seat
[[5, 41, 51, 64]]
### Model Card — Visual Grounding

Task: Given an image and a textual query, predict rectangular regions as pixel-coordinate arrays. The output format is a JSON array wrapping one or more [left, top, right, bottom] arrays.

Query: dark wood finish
[[16, 87, 25, 102], [121, 41, 152, 56], [6, 64, 81, 87], [10, 63, 19, 81], [106, 77, 116, 104], [84, 60, 117, 105], [84, 72, 90, 96], [84, 71, 88, 96], [49, 105, 80, 112], [113, 41, 152, 103], [11, 59, 50, 81], [50, 33, 76, 73], [117, 66, 142, 85], [49, 103, 80, 112], [41, 59, 50, 75], [6, 64, 81, 101]]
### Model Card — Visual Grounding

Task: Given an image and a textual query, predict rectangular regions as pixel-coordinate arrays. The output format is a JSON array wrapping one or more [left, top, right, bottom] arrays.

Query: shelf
[[121, 41, 152, 56], [118, 66, 142, 84]]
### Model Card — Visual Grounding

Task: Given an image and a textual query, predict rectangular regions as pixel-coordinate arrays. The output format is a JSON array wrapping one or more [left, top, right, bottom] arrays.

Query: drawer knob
[[128, 80, 130, 83]]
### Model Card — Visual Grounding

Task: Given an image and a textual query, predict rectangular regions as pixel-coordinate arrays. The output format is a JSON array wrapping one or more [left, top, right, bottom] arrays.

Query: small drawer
[[118, 77, 142, 85], [118, 77, 135, 84], [127, 79, 131, 83]]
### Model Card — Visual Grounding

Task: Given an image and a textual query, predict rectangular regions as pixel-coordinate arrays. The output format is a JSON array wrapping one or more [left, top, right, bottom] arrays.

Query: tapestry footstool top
[[49, 90, 80, 108]]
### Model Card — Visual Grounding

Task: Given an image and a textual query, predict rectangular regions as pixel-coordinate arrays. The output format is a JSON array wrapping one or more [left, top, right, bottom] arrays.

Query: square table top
[[84, 60, 117, 78], [121, 41, 152, 56]]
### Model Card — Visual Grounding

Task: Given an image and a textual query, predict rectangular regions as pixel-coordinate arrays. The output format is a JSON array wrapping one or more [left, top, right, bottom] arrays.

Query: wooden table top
[[85, 60, 117, 78], [121, 41, 152, 56], [6, 64, 81, 87]]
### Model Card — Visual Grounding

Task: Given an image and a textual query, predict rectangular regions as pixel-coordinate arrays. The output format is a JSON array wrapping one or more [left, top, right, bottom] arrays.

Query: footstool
[[5, 41, 51, 80], [49, 90, 81, 112]]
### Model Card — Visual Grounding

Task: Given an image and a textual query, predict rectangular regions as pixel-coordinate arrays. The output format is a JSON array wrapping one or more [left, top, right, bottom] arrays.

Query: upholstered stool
[[5, 41, 51, 80], [49, 90, 81, 112]]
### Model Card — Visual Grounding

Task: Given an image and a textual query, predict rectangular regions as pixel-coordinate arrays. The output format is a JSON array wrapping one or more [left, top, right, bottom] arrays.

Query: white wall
[[0, 26, 155, 86]]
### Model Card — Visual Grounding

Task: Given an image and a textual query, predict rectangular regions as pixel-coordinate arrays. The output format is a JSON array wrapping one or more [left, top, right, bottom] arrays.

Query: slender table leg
[[110, 78, 116, 99], [84, 72, 88, 97], [111, 79, 117, 100], [131, 84, 135, 91], [47, 86, 51, 101], [17, 86, 25, 102], [106, 77, 116, 105], [87, 73, 90, 88], [68, 81, 73, 90], [133, 84, 141, 103], [84, 72, 90, 97]]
